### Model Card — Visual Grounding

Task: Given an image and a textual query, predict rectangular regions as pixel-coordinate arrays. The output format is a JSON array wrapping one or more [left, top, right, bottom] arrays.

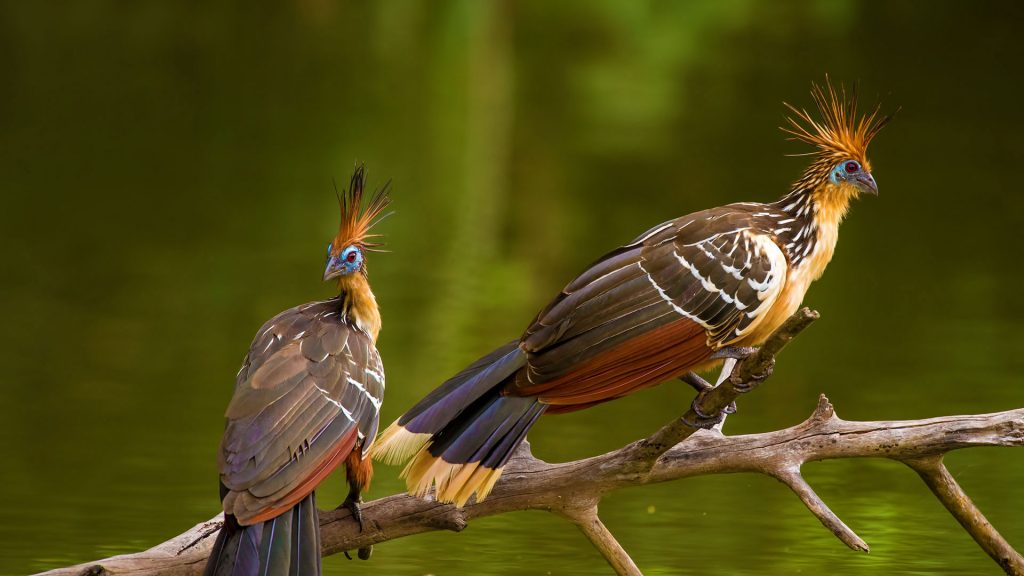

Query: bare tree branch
[[37, 309, 1024, 576], [40, 403, 1024, 576], [771, 462, 869, 552], [905, 455, 1024, 574], [560, 506, 641, 576]]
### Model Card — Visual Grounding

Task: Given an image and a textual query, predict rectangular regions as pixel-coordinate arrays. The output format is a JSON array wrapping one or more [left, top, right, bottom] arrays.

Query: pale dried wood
[[38, 309, 1024, 576], [906, 455, 1024, 574]]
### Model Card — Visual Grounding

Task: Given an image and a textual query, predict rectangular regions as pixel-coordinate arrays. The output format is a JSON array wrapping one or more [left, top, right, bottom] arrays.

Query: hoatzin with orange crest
[[374, 81, 890, 507], [204, 166, 390, 576]]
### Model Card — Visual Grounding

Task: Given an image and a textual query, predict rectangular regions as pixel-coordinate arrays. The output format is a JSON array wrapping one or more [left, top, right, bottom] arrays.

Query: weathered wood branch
[[39, 309, 1024, 576], [40, 402, 1024, 576], [561, 506, 642, 576], [906, 455, 1024, 574]]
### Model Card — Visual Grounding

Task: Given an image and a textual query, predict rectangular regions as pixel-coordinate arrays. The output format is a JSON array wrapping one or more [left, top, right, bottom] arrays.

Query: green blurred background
[[2, 1, 1022, 574]]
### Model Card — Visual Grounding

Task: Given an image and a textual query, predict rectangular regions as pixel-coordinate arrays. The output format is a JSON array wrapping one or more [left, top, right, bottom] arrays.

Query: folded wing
[[218, 299, 384, 524], [513, 206, 788, 405]]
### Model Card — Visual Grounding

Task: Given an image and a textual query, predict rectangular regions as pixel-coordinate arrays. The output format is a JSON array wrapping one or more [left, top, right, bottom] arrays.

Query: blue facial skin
[[829, 159, 878, 195], [323, 244, 364, 280]]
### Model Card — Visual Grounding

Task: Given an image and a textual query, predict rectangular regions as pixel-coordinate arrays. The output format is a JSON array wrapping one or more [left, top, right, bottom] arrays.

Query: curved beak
[[323, 255, 344, 281], [855, 172, 878, 195]]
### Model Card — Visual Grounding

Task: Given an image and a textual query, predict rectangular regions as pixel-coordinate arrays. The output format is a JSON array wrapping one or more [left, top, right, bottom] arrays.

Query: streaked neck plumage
[[338, 273, 381, 342], [773, 175, 853, 282]]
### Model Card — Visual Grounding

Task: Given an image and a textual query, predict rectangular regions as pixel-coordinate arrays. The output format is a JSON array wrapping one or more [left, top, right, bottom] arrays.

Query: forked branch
[[39, 309, 1024, 576]]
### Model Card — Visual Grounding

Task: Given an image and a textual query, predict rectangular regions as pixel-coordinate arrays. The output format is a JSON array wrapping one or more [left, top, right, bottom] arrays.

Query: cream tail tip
[[403, 450, 506, 508], [371, 422, 431, 466]]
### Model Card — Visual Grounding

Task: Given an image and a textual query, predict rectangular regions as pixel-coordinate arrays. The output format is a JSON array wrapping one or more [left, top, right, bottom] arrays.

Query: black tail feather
[[376, 341, 542, 505], [428, 393, 545, 468], [204, 492, 321, 576], [399, 342, 525, 434]]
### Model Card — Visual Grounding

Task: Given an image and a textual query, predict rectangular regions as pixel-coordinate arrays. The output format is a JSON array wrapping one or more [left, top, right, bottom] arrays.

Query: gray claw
[[683, 390, 726, 429], [339, 498, 373, 560]]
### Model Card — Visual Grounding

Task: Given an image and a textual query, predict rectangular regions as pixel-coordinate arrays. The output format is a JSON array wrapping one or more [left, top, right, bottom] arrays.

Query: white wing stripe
[[347, 376, 383, 410], [736, 233, 787, 324], [365, 367, 385, 387], [674, 250, 722, 295], [637, 261, 710, 328], [721, 262, 744, 281], [680, 228, 750, 247], [572, 259, 640, 292], [313, 383, 355, 421]]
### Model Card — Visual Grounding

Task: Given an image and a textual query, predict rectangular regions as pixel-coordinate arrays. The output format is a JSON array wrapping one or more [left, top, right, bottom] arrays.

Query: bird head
[[323, 243, 365, 280], [828, 158, 877, 196], [783, 79, 892, 201], [323, 165, 392, 282]]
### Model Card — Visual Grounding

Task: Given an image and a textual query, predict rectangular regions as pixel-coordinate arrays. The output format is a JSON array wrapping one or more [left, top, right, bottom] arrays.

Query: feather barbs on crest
[[781, 79, 892, 165], [332, 164, 393, 255]]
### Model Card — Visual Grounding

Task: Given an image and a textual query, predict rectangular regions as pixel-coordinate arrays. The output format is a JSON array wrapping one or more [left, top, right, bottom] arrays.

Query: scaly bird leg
[[679, 371, 712, 392], [710, 346, 769, 392], [682, 387, 726, 429], [680, 353, 747, 430], [679, 366, 737, 416], [338, 486, 373, 560]]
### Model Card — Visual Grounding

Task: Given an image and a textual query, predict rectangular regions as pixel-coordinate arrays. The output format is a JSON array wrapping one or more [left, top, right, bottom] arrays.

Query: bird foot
[[682, 389, 728, 429], [729, 357, 774, 393], [337, 497, 373, 560], [337, 497, 365, 531], [680, 372, 737, 414]]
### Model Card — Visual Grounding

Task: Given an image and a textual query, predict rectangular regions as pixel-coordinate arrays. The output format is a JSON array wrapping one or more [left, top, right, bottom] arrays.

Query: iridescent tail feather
[[371, 343, 539, 506]]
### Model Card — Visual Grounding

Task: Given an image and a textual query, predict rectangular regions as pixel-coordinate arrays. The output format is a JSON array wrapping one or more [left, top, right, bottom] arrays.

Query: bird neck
[[773, 180, 852, 281], [337, 273, 381, 342]]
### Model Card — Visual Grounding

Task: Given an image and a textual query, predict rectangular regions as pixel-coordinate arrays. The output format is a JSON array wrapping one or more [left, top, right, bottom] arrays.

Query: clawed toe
[[337, 498, 373, 560], [729, 357, 774, 392], [682, 389, 727, 429], [339, 498, 366, 532]]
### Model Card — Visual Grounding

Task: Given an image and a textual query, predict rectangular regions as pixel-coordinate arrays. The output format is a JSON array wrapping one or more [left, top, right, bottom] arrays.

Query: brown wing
[[217, 298, 384, 525], [513, 204, 788, 403]]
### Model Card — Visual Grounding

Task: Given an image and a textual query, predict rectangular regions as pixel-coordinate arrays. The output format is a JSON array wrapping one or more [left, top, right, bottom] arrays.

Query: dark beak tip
[[323, 258, 340, 281], [859, 173, 879, 196]]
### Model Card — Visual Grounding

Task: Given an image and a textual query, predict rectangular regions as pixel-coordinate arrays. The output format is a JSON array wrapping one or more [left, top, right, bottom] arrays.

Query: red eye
[[346, 251, 358, 263], [844, 161, 860, 174]]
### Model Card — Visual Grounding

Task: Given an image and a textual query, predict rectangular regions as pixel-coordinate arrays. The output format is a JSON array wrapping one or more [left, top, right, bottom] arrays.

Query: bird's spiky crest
[[333, 164, 392, 254], [782, 79, 891, 164]]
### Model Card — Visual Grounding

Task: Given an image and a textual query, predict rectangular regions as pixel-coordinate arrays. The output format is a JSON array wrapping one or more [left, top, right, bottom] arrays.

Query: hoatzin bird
[[373, 81, 890, 507], [204, 166, 390, 576]]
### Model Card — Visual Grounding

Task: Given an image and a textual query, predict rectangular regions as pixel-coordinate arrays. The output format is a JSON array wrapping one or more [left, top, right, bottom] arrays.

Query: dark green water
[[1, 1, 1022, 574]]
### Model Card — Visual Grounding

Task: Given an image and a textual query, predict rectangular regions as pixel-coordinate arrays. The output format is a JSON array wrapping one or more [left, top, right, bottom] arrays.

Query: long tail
[[372, 342, 546, 506], [204, 492, 321, 576]]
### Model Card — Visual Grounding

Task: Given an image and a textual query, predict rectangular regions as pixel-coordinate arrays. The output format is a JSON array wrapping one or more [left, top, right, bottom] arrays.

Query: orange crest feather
[[782, 79, 892, 164], [334, 164, 392, 253]]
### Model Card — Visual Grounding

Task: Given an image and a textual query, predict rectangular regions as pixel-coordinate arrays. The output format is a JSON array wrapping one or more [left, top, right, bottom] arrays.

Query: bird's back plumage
[[374, 204, 794, 504], [206, 165, 390, 576], [374, 79, 889, 509], [219, 298, 384, 524]]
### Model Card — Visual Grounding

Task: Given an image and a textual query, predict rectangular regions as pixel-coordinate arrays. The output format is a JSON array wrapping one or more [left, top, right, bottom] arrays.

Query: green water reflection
[[1, 1, 1022, 574]]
